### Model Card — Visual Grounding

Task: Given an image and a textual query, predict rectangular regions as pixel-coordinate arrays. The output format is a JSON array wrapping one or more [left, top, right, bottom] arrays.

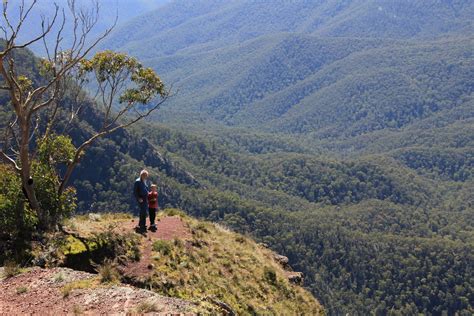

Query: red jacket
[[148, 191, 158, 209]]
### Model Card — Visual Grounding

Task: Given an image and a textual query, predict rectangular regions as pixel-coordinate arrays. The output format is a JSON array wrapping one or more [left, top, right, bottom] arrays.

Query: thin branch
[[0, 150, 21, 171]]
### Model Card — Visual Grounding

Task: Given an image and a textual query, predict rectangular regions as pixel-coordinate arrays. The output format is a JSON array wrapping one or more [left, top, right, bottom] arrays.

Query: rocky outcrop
[[272, 253, 305, 285], [287, 271, 304, 286], [273, 254, 290, 269]]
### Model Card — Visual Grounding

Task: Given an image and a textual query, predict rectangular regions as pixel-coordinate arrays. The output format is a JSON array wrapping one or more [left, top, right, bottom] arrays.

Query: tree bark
[[18, 113, 46, 229]]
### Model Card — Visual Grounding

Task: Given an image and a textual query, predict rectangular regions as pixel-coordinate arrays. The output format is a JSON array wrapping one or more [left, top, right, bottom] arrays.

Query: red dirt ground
[[0, 267, 193, 315], [0, 216, 194, 315], [121, 216, 192, 281]]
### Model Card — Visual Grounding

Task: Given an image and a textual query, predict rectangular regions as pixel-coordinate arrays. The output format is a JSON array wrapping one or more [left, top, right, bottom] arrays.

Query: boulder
[[273, 254, 290, 269], [287, 272, 304, 286]]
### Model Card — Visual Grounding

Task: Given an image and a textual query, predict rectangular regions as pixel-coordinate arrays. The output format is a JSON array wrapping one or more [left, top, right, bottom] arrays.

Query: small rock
[[88, 213, 102, 221], [273, 254, 289, 267], [147, 264, 155, 270], [288, 272, 304, 285]]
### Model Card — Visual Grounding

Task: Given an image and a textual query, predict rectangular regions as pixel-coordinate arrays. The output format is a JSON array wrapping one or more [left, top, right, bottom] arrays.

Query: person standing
[[134, 169, 149, 233], [148, 184, 159, 232]]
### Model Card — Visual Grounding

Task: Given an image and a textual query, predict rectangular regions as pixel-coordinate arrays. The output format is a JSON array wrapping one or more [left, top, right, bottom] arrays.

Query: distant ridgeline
[[1, 0, 473, 314]]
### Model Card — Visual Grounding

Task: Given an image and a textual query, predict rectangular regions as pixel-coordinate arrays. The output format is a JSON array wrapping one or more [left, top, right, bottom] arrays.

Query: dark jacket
[[134, 178, 149, 203]]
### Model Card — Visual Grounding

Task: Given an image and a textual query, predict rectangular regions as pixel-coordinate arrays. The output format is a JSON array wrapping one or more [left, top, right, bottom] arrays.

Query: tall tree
[[0, 0, 168, 229]]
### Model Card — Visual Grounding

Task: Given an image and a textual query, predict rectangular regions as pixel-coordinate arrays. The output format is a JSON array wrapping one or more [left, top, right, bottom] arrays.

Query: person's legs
[[138, 202, 147, 230], [149, 208, 156, 227]]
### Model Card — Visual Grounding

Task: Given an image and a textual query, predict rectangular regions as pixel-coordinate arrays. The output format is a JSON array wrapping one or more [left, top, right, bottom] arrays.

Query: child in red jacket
[[148, 184, 159, 231]]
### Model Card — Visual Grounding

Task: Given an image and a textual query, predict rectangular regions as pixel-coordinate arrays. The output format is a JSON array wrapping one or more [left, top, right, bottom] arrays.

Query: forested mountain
[[97, 2, 474, 313], [105, 0, 474, 55], [2, 0, 473, 315], [101, 0, 474, 151]]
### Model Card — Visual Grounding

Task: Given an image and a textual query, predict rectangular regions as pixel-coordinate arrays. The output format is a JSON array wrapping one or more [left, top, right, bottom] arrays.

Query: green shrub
[[0, 135, 78, 238], [16, 286, 28, 294], [0, 165, 37, 238], [152, 240, 172, 256], [263, 266, 277, 285]]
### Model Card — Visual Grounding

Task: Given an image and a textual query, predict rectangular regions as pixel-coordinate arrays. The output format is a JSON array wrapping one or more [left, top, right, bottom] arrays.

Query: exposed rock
[[272, 253, 305, 285], [205, 296, 236, 316], [273, 254, 290, 270], [88, 213, 102, 221], [287, 271, 304, 286]]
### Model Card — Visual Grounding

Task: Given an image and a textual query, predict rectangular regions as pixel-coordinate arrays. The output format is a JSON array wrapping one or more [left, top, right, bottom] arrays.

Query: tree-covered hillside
[[104, 0, 474, 56], [2, 1, 473, 315], [101, 0, 474, 147], [67, 120, 474, 315]]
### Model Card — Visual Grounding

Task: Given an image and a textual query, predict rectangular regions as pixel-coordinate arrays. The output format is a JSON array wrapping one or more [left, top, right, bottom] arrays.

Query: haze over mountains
[[2, 1, 473, 315], [101, 0, 474, 151]]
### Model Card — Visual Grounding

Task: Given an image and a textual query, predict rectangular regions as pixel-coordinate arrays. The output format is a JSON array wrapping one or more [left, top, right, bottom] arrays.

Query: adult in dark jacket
[[134, 169, 150, 232]]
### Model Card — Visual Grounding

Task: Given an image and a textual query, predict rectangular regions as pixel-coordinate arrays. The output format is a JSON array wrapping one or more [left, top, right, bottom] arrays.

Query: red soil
[[0, 216, 195, 315], [0, 267, 193, 315], [121, 216, 192, 281]]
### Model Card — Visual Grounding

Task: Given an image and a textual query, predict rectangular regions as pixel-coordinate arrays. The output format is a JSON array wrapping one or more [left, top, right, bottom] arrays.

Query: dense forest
[[67, 121, 473, 315], [1, 0, 474, 315]]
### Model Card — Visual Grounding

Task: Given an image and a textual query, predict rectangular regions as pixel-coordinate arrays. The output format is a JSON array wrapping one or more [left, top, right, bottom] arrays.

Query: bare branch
[[0, 150, 21, 171]]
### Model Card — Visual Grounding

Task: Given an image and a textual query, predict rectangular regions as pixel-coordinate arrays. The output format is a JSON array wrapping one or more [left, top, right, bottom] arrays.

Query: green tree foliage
[[0, 164, 37, 237], [0, 135, 77, 239]]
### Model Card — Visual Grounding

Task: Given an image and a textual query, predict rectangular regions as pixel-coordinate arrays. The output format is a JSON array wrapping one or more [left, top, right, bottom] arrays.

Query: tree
[[0, 0, 168, 229]]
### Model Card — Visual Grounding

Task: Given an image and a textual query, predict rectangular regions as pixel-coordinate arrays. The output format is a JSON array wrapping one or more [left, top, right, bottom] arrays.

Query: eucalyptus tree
[[0, 0, 168, 229]]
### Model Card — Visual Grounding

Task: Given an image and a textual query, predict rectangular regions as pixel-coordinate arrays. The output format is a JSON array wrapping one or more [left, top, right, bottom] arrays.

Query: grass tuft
[[4, 260, 21, 278], [152, 240, 172, 256], [16, 286, 28, 294], [136, 300, 159, 313], [97, 259, 120, 283], [72, 304, 83, 315], [54, 272, 65, 283], [61, 278, 95, 298]]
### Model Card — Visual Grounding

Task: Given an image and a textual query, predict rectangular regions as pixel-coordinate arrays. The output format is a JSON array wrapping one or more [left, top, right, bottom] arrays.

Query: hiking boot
[[135, 226, 147, 234], [149, 224, 157, 232]]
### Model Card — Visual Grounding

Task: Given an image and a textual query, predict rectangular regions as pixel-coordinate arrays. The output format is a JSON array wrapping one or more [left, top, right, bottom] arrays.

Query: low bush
[[263, 266, 277, 285], [152, 240, 172, 256], [97, 259, 120, 283]]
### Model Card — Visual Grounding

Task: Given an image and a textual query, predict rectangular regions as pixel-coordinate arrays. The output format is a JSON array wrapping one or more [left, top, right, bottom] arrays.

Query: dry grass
[[16, 286, 28, 294], [97, 259, 120, 283], [65, 210, 323, 315], [72, 304, 83, 315], [61, 278, 96, 298], [145, 213, 323, 315], [4, 260, 21, 278], [135, 300, 159, 313]]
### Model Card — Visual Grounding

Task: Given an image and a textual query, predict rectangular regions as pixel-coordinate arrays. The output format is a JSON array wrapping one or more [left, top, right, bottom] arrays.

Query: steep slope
[[56, 211, 323, 315], [145, 35, 472, 140]]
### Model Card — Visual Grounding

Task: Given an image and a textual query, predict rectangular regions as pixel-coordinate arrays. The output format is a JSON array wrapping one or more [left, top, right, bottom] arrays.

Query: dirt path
[[0, 267, 194, 315], [0, 216, 195, 315], [121, 216, 192, 281], [126, 215, 192, 241]]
